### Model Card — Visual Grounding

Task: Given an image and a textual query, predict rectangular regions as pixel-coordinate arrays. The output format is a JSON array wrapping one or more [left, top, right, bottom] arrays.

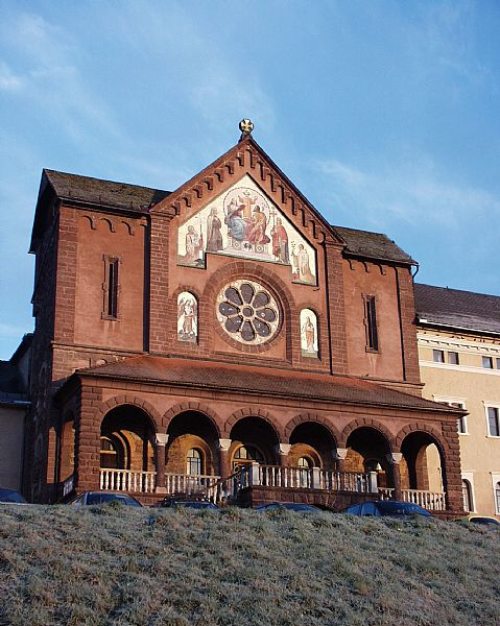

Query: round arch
[[285, 413, 340, 445], [224, 407, 283, 440], [94, 395, 162, 434], [340, 418, 396, 450], [163, 402, 223, 438]]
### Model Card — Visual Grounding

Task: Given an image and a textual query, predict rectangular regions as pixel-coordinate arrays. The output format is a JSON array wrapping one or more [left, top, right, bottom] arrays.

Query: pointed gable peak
[[151, 124, 338, 246]]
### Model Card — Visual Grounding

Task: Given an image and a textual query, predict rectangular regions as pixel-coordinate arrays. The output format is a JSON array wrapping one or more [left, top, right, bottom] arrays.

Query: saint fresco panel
[[177, 292, 198, 343], [300, 309, 318, 358], [177, 175, 316, 285]]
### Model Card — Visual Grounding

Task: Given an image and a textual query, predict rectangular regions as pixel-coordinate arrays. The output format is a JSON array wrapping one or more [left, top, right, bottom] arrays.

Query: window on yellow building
[[433, 349, 445, 363], [462, 479, 474, 513], [487, 407, 500, 437]]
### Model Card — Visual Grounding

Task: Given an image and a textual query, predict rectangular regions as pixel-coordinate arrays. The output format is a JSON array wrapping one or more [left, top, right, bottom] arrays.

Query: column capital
[[334, 447, 349, 460], [386, 452, 403, 465], [218, 438, 232, 452], [154, 433, 169, 446], [276, 443, 291, 456]]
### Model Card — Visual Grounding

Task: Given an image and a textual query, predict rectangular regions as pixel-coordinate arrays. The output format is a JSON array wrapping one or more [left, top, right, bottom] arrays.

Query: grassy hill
[[0, 505, 498, 626]]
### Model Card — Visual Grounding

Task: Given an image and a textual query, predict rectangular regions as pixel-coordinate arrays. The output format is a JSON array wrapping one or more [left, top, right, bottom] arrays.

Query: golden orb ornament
[[239, 119, 254, 136]]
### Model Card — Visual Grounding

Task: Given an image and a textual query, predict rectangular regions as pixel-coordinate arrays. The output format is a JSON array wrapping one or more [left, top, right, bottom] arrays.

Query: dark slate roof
[[75, 356, 458, 414], [332, 225, 416, 265], [44, 169, 171, 212], [415, 283, 500, 335]]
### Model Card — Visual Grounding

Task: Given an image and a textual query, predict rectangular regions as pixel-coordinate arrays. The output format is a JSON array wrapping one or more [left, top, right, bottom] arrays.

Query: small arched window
[[462, 479, 474, 513], [234, 445, 264, 466], [186, 448, 203, 476], [297, 456, 313, 488]]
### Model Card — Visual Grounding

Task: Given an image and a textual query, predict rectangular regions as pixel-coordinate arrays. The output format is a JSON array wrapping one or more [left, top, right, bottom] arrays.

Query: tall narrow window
[[364, 296, 379, 352], [487, 407, 500, 437], [496, 482, 500, 514], [103, 256, 120, 319], [186, 448, 203, 476], [462, 479, 474, 513]]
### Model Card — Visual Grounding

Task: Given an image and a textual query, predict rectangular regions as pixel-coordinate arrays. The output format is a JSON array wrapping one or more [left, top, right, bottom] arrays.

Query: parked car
[[255, 502, 321, 512], [157, 498, 219, 510], [342, 500, 431, 517], [460, 515, 500, 527], [0, 488, 28, 505], [71, 491, 143, 507]]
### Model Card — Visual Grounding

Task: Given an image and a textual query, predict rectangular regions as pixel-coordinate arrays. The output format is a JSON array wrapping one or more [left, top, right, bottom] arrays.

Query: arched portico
[[288, 421, 337, 470], [99, 404, 157, 493], [166, 410, 220, 477], [229, 416, 281, 469], [345, 425, 394, 489]]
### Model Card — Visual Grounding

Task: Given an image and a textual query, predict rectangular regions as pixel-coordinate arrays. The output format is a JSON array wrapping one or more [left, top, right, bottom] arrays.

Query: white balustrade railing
[[100, 469, 156, 493], [165, 473, 220, 496], [378, 487, 395, 500], [402, 489, 446, 511], [253, 465, 376, 493], [379, 487, 446, 511]]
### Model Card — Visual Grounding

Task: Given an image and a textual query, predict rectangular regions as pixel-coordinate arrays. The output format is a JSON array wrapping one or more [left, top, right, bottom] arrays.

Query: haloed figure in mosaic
[[271, 217, 289, 264], [300, 309, 318, 358], [206, 207, 223, 252], [178, 292, 198, 343]]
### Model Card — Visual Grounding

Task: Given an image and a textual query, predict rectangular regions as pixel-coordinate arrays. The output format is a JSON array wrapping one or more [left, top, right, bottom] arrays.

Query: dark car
[[342, 500, 431, 517], [462, 516, 500, 527], [71, 491, 143, 507], [158, 499, 219, 510], [0, 488, 28, 504], [256, 502, 321, 512]]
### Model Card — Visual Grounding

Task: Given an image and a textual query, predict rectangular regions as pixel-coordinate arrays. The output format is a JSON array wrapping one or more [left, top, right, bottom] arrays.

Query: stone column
[[334, 447, 349, 472], [218, 438, 232, 479], [154, 433, 169, 493], [276, 443, 291, 467], [386, 452, 403, 501]]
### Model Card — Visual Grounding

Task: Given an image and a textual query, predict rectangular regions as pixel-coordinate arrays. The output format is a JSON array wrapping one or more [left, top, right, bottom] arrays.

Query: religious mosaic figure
[[177, 175, 317, 285], [246, 206, 270, 245], [183, 224, 204, 266], [225, 199, 247, 241], [177, 292, 198, 343], [206, 207, 223, 252], [271, 217, 289, 264], [292, 243, 315, 284], [300, 309, 318, 357]]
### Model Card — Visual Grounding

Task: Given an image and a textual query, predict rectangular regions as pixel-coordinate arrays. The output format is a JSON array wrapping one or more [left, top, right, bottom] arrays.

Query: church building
[[24, 121, 465, 514]]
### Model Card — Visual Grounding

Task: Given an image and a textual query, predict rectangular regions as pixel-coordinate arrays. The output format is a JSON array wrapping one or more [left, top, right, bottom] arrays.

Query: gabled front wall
[[24, 136, 446, 505]]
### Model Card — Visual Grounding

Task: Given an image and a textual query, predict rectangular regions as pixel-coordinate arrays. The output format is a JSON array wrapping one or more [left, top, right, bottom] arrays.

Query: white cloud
[[0, 61, 23, 91], [315, 156, 500, 231]]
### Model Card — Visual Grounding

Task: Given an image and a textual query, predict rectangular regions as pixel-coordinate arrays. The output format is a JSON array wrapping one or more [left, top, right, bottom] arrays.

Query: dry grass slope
[[0, 505, 498, 626]]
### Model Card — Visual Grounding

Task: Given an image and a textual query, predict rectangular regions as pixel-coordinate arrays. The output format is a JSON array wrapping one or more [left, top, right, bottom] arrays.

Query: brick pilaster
[[441, 422, 464, 513], [75, 382, 102, 492], [395, 267, 421, 384], [53, 205, 78, 346], [148, 215, 171, 354], [324, 243, 348, 374]]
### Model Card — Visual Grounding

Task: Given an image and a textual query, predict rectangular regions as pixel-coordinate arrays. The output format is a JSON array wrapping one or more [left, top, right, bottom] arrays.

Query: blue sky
[[1, 0, 499, 359]]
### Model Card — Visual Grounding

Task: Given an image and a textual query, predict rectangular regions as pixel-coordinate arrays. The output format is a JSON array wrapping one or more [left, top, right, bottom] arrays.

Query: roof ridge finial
[[239, 118, 254, 141]]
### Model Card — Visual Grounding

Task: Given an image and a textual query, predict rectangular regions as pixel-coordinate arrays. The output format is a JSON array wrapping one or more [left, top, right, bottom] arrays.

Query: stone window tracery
[[216, 280, 280, 345]]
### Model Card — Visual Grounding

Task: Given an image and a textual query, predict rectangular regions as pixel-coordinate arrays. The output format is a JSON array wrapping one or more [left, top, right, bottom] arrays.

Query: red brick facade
[[24, 133, 464, 514]]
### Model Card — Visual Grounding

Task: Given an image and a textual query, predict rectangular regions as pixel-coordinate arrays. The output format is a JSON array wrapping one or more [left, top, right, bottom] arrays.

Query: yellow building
[[415, 284, 500, 518]]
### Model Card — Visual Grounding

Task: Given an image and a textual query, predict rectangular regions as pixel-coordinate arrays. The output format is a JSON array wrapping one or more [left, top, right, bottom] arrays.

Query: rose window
[[216, 280, 280, 345]]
